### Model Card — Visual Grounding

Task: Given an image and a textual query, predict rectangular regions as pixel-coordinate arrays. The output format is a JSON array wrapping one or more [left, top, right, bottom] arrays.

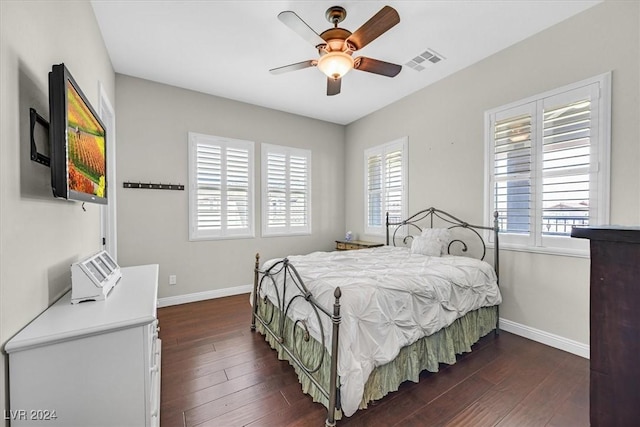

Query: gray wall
[[0, 0, 115, 421], [344, 0, 640, 346], [115, 75, 345, 298], [0, 1, 638, 420]]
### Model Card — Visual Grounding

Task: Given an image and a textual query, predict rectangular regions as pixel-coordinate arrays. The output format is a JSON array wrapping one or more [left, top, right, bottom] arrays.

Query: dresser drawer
[[335, 240, 384, 251]]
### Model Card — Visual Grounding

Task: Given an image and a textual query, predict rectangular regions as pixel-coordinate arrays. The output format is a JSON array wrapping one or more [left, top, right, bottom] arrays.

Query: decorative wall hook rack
[[123, 182, 184, 191]]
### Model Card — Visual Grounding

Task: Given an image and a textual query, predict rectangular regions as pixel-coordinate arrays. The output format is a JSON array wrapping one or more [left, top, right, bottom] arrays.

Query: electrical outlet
[[169, 275, 177, 285]]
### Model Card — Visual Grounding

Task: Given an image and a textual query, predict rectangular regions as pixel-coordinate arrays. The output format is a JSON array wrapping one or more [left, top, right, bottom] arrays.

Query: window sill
[[261, 231, 312, 238], [189, 233, 256, 242], [487, 242, 589, 258]]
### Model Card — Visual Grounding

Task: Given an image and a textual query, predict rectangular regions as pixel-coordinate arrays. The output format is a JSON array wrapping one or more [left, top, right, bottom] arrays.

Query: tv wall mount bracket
[[30, 108, 50, 167]]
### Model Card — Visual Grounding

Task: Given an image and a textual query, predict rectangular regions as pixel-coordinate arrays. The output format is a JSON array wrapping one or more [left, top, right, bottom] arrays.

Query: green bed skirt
[[254, 301, 498, 419]]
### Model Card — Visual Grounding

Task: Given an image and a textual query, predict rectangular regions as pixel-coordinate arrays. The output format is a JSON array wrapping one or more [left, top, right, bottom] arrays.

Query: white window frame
[[364, 137, 408, 236], [484, 72, 611, 257], [98, 81, 117, 261], [261, 143, 312, 237], [188, 132, 255, 241]]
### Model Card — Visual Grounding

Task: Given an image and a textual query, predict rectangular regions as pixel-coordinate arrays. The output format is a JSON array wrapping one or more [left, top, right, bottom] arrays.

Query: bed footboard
[[251, 253, 342, 427]]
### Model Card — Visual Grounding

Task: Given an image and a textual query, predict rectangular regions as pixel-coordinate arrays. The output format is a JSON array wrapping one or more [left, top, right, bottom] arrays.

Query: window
[[261, 143, 311, 236], [485, 73, 610, 255], [364, 137, 408, 235], [188, 132, 254, 240]]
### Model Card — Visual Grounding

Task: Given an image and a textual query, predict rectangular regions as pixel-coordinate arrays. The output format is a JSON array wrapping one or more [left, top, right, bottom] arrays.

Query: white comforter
[[258, 246, 501, 417]]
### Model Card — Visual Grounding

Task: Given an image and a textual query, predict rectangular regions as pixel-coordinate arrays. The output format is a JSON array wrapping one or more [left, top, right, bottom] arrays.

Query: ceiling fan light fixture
[[317, 51, 354, 79]]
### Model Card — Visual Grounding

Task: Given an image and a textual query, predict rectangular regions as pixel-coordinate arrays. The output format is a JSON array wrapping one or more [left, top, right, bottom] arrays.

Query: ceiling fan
[[270, 5, 402, 96]]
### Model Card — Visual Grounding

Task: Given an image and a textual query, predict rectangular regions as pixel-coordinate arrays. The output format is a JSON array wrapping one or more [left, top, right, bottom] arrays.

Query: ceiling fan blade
[[269, 60, 316, 75], [346, 6, 400, 50], [278, 11, 326, 47], [327, 77, 341, 96], [354, 57, 402, 77]]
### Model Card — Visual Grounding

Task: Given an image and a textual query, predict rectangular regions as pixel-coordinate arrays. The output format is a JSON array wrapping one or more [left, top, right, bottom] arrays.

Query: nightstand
[[335, 240, 384, 251]]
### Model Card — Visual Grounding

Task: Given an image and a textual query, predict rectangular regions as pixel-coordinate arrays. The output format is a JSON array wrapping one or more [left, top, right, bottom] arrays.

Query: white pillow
[[419, 228, 451, 255], [410, 235, 442, 256]]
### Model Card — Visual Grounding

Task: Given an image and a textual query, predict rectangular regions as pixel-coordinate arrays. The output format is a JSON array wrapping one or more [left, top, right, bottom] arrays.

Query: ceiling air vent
[[405, 49, 445, 72]]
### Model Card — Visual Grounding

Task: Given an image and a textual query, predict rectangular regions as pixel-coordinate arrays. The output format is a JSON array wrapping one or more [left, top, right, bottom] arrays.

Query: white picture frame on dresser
[[5, 264, 161, 426]]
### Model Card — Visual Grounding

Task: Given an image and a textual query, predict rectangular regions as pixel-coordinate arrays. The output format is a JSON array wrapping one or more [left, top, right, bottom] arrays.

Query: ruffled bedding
[[256, 246, 501, 417]]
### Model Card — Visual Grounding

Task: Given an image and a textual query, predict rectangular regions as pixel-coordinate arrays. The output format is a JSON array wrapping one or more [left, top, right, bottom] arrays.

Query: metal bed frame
[[251, 208, 500, 426]]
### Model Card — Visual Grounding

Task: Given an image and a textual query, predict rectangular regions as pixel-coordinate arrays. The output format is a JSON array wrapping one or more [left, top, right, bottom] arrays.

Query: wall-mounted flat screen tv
[[49, 63, 107, 204]]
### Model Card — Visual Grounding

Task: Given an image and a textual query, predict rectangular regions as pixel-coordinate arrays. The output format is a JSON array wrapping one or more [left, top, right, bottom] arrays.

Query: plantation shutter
[[266, 152, 287, 229], [367, 153, 383, 228], [289, 154, 309, 228], [487, 75, 608, 253], [385, 148, 404, 224], [365, 138, 407, 234], [225, 147, 251, 230], [541, 96, 593, 236], [188, 133, 254, 240], [195, 143, 222, 232], [492, 105, 534, 236], [262, 144, 311, 236]]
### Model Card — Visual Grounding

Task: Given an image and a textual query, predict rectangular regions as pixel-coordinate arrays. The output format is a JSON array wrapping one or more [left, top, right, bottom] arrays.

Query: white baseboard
[[157, 292, 589, 359], [499, 317, 589, 359], [157, 284, 252, 308]]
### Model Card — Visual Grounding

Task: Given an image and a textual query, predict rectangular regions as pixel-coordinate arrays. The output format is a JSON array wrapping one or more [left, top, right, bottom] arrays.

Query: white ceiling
[[91, 0, 600, 125]]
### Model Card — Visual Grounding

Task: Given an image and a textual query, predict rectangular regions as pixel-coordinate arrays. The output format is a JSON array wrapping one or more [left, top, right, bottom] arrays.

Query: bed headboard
[[385, 207, 499, 263]]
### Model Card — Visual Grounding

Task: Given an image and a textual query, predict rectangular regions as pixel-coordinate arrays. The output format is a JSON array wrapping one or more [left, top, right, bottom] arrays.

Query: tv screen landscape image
[[49, 63, 107, 204]]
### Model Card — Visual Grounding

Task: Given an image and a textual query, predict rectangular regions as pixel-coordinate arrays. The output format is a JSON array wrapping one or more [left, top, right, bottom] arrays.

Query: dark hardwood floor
[[158, 294, 589, 427]]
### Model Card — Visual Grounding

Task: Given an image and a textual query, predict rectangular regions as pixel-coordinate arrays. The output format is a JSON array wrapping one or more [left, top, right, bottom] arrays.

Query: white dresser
[[5, 264, 161, 427]]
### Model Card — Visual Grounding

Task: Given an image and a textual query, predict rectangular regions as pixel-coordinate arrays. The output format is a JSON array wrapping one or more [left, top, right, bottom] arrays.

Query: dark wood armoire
[[571, 227, 640, 426]]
